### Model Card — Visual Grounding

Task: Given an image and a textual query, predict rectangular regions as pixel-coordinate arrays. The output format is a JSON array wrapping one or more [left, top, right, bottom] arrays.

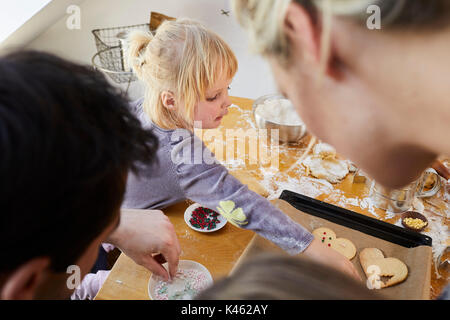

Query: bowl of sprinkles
[[401, 211, 428, 232], [148, 260, 213, 300], [184, 203, 227, 232]]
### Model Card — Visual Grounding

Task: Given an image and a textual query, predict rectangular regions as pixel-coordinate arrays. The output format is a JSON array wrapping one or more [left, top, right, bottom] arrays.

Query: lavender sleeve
[[172, 133, 314, 255]]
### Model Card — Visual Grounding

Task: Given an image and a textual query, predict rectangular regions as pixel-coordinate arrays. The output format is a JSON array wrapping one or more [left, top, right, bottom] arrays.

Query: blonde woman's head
[[127, 18, 238, 130], [233, 0, 450, 64], [232, 0, 450, 189]]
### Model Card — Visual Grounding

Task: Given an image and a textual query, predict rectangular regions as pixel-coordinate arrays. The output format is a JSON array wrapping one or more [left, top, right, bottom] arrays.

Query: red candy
[[190, 206, 220, 230]]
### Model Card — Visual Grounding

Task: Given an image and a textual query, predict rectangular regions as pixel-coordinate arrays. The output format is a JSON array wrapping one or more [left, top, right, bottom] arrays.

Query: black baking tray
[[279, 190, 432, 248]]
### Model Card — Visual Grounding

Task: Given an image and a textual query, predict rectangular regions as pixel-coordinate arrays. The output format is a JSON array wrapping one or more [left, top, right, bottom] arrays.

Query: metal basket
[[91, 23, 152, 85]]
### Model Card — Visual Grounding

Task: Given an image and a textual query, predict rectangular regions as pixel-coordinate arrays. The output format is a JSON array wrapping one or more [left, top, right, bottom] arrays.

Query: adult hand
[[107, 209, 181, 281], [302, 238, 362, 282]]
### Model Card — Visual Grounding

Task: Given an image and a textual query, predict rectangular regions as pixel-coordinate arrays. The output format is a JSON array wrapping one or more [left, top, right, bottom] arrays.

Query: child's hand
[[303, 238, 362, 282], [107, 209, 181, 281]]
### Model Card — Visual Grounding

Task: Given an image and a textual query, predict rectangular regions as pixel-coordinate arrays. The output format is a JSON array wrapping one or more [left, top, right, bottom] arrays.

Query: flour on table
[[412, 198, 425, 214], [228, 104, 256, 128], [341, 197, 360, 207], [444, 179, 450, 202], [221, 157, 246, 169], [421, 207, 449, 278], [359, 196, 380, 218], [262, 175, 334, 201]]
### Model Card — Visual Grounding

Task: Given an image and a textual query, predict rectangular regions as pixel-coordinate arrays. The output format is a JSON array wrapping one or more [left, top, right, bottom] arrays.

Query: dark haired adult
[[0, 51, 180, 299]]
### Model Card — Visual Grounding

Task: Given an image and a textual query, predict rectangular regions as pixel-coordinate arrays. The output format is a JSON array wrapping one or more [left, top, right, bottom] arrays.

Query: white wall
[[0, 0, 51, 44], [0, 0, 86, 51], [24, 0, 278, 100]]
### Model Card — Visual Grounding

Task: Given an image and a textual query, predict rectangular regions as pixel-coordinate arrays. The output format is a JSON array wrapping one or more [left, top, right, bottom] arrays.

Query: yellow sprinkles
[[403, 217, 427, 229]]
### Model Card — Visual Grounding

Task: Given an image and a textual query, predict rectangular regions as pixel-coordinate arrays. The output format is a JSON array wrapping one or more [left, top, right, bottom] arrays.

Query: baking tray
[[231, 194, 433, 299], [279, 190, 432, 248]]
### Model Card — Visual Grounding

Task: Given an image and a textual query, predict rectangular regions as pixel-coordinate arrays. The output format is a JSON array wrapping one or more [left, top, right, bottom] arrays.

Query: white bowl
[[253, 94, 307, 143], [148, 260, 213, 300], [184, 203, 227, 233]]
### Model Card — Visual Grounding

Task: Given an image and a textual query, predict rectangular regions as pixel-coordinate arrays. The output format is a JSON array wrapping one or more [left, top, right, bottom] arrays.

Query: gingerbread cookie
[[359, 248, 408, 289], [312, 227, 356, 260]]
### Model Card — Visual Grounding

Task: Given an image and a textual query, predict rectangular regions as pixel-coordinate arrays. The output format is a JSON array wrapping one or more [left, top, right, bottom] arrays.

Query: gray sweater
[[122, 99, 314, 255]]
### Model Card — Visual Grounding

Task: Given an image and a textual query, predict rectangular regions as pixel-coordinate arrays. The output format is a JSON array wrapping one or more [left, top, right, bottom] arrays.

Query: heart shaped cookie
[[312, 227, 356, 260], [359, 248, 408, 289]]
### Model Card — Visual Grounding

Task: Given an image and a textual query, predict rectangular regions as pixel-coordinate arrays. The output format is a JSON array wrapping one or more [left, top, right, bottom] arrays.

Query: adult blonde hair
[[127, 18, 238, 130], [232, 0, 449, 67], [196, 253, 381, 299]]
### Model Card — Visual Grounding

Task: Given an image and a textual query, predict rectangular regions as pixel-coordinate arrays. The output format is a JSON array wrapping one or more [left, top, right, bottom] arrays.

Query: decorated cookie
[[359, 248, 408, 289], [312, 227, 336, 246], [312, 227, 356, 260]]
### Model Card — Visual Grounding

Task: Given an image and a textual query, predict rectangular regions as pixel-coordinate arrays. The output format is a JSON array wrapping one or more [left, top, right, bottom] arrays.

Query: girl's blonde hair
[[127, 18, 238, 130]]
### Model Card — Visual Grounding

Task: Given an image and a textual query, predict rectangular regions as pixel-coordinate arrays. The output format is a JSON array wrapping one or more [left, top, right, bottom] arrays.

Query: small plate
[[148, 260, 213, 300], [184, 203, 227, 233]]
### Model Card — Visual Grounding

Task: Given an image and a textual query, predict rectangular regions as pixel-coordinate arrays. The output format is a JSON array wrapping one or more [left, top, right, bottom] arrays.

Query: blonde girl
[[123, 18, 360, 280]]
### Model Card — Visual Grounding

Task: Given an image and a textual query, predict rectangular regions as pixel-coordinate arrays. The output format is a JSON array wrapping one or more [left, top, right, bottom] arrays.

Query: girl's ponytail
[[126, 30, 153, 79]]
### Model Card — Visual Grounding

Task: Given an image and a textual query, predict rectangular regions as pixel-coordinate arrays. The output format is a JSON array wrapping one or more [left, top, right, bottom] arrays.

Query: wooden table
[[95, 96, 449, 300], [95, 202, 253, 300]]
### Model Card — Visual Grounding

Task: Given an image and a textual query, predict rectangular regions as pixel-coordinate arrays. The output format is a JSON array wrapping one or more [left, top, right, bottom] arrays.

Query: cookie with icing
[[312, 227, 356, 260]]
